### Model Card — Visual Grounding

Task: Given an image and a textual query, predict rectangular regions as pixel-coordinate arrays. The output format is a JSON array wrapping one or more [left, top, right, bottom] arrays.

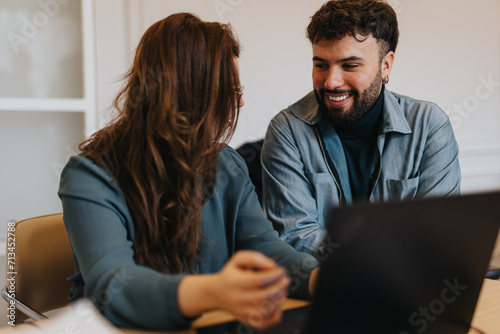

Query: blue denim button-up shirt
[[261, 89, 461, 257]]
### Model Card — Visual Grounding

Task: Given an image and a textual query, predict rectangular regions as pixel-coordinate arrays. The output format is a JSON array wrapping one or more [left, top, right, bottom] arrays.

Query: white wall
[[0, 0, 86, 225], [95, 0, 326, 143], [388, 0, 500, 194], [95, 0, 500, 195], [140, 0, 326, 145]]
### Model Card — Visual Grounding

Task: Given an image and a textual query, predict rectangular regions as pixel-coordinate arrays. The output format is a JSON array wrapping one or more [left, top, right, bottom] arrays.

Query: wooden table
[[490, 236, 500, 269], [1, 280, 497, 333], [469, 279, 500, 333], [121, 279, 500, 334], [124, 298, 310, 334]]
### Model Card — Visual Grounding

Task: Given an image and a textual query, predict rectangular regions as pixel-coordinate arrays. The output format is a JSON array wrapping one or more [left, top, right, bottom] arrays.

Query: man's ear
[[382, 51, 395, 79]]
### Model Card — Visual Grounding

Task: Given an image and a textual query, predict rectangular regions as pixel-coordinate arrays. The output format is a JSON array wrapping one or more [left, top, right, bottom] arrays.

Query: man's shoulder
[[387, 90, 449, 124], [272, 91, 321, 126], [389, 91, 445, 114]]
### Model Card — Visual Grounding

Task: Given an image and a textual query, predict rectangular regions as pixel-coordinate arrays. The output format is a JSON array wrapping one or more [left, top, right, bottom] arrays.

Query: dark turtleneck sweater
[[334, 85, 385, 203]]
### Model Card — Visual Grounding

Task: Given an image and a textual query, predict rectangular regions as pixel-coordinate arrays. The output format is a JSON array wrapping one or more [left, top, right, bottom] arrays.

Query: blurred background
[[0, 0, 499, 326]]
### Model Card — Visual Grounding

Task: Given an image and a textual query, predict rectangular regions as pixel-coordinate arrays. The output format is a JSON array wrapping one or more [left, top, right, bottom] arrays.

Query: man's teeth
[[328, 94, 349, 102]]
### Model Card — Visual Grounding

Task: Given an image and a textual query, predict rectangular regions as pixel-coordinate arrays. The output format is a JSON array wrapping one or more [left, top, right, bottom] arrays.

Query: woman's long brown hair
[[79, 13, 241, 273]]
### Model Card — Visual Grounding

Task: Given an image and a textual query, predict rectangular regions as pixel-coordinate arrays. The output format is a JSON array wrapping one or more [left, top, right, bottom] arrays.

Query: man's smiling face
[[312, 34, 392, 127]]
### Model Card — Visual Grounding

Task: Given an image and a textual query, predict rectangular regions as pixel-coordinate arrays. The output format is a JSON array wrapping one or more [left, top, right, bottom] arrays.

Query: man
[[261, 0, 460, 257]]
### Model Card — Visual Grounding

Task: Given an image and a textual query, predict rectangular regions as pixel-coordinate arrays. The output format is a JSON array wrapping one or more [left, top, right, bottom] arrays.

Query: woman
[[58, 13, 319, 330]]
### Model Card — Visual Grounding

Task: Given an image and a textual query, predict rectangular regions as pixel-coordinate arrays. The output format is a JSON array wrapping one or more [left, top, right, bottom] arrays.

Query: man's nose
[[324, 68, 344, 90]]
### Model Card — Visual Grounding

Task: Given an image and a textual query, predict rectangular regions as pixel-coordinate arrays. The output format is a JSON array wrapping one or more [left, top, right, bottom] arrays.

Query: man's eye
[[314, 63, 328, 69], [343, 64, 358, 69]]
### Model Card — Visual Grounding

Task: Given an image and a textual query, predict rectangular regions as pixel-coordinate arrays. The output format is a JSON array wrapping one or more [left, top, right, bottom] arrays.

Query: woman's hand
[[178, 250, 290, 329], [212, 250, 290, 329]]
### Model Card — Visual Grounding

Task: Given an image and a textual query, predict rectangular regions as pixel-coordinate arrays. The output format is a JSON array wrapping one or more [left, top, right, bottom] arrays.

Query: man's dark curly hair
[[307, 0, 399, 59]]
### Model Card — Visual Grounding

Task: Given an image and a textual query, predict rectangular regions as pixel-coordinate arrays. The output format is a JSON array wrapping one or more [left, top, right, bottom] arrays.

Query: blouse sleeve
[[225, 149, 320, 300], [58, 155, 194, 330]]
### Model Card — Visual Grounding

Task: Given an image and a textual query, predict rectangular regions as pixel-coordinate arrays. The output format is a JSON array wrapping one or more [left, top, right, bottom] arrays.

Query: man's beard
[[314, 69, 383, 128]]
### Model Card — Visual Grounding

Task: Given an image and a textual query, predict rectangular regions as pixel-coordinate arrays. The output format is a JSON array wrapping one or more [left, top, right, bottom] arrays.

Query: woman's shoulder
[[218, 145, 250, 176], [61, 155, 111, 180], [58, 155, 122, 199]]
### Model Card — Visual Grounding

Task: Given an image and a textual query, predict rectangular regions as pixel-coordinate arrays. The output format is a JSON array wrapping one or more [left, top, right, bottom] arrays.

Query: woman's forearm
[[178, 274, 219, 317]]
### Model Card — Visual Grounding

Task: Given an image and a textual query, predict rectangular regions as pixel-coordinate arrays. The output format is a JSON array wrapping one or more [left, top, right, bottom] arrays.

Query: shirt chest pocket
[[387, 175, 419, 200]]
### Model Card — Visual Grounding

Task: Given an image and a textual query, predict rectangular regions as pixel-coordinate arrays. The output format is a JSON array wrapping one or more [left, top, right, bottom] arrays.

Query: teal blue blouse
[[58, 147, 319, 330]]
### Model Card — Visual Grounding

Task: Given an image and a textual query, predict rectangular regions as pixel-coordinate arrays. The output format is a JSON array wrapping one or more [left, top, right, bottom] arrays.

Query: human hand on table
[[178, 250, 290, 330], [213, 250, 290, 329]]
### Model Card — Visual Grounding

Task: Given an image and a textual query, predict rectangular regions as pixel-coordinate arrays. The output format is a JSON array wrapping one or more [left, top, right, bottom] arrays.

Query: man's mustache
[[321, 88, 356, 95]]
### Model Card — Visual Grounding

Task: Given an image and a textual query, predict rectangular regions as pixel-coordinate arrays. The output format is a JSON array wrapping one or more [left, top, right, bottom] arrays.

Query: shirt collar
[[288, 88, 412, 136]]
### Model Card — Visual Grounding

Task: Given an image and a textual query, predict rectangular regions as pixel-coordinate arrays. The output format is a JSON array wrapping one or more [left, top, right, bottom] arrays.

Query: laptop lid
[[304, 192, 500, 334]]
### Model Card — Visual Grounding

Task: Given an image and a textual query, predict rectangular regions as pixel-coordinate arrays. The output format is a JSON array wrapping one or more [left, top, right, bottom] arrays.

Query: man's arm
[[261, 115, 328, 256], [417, 112, 461, 197]]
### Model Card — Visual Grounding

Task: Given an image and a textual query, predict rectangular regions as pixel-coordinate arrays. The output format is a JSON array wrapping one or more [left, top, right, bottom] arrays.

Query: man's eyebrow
[[338, 56, 364, 63], [312, 56, 365, 63]]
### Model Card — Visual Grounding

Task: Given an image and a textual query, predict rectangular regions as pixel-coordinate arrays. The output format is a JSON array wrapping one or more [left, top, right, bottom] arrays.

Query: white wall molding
[[459, 145, 500, 156], [82, 0, 97, 137], [459, 145, 500, 193]]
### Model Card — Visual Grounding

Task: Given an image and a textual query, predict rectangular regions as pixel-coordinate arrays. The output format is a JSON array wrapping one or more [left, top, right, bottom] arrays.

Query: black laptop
[[198, 191, 500, 334]]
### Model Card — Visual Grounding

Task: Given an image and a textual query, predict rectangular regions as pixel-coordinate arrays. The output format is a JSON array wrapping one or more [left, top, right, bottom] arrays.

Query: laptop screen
[[304, 192, 500, 334]]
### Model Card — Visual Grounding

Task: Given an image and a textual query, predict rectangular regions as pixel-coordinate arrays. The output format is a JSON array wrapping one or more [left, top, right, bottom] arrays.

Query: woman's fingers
[[241, 294, 286, 330], [214, 251, 292, 330], [226, 251, 288, 289], [232, 273, 289, 304], [237, 266, 288, 289], [229, 270, 290, 329], [230, 250, 278, 271]]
